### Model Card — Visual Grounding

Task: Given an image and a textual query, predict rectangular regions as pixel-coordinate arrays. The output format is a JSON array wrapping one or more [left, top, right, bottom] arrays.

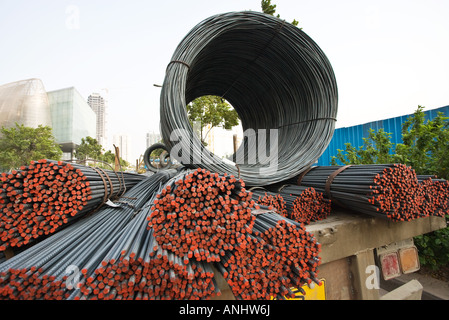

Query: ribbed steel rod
[[417, 175, 449, 218], [251, 188, 288, 217], [147, 168, 256, 266], [0, 170, 177, 300], [0, 159, 147, 253], [1, 164, 331, 300], [287, 163, 447, 221], [74, 208, 219, 300], [251, 185, 331, 225], [215, 210, 321, 300]]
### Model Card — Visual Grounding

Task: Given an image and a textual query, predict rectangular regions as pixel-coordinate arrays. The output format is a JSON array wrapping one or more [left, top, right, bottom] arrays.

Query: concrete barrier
[[380, 280, 423, 300]]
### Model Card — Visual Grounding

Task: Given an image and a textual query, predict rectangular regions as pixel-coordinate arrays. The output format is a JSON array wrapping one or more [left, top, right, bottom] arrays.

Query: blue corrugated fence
[[317, 105, 449, 166]]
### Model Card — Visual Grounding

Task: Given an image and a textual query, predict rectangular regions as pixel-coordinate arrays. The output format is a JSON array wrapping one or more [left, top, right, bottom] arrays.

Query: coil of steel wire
[[160, 11, 338, 186]]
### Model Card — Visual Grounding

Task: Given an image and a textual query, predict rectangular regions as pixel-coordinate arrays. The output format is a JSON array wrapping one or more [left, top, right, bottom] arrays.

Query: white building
[[146, 131, 162, 149], [87, 92, 107, 148], [113, 134, 131, 163]]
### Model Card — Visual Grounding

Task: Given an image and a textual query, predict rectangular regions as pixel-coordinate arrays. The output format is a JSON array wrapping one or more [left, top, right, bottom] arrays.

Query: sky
[[1, 0, 448, 162]]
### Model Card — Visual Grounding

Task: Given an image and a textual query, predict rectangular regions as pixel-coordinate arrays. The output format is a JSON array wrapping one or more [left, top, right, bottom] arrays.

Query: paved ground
[[380, 272, 449, 300]]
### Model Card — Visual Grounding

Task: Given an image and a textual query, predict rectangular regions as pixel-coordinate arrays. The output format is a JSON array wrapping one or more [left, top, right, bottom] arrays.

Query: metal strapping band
[[325, 165, 352, 207], [97, 167, 113, 201], [167, 60, 191, 72], [112, 170, 123, 196], [4, 247, 14, 260], [277, 184, 289, 193], [119, 171, 127, 197], [111, 168, 127, 198], [297, 166, 316, 186], [90, 167, 109, 211], [277, 117, 337, 129], [112, 145, 127, 197], [235, 164, 241, 180]]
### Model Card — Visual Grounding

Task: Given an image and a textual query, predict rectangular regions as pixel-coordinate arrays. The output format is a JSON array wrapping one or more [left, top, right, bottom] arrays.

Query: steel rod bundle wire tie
[[74, 158, 128, 211], [323, 165, 352, 207], [296, 166, 315, 185], [90, 167, 111, 210], [166, 60, 191, 72]]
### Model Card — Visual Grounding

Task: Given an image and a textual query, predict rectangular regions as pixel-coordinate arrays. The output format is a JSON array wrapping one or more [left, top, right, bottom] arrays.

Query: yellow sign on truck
[[271, 279, 326, 300]]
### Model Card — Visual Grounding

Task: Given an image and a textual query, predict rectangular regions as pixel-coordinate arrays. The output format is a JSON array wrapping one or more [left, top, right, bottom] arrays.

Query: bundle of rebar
[[71, 168, 260, 300], [147, 168, 257, 265], [215, 211, 321, 300], [251, 186, 331, 224], [0, 165, 326, 300], [160, 11, 338, 186], [292, 164, 425, 221], [418, 175, 449, 218], [251, 188, 288, 217], [277, 185, 332, 224], [73, 195, 219, 300], [72, 168, 323, 300], [0, 159, 146, 253], [0, 171, 176, 300]]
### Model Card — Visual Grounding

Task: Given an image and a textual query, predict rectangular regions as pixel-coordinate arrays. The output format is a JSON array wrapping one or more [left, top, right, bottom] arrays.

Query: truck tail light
[[376, 239, 420, 280], [379, 251, 401, 280], [398, 246, 420, 274]]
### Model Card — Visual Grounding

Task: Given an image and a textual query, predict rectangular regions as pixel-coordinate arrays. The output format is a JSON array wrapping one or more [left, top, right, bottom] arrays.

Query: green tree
[[75, 136, 130, 170], [414, 225, 449, 271], [396, 106, 449, 180], [261, 0, 277, 16], [261, 0, 299, 27], [331, 128, 397, 165], [74, 136, 102, 161], [186, 96, 240, 145], [102, 150, 130, 169], [0, 123, 62, 171]]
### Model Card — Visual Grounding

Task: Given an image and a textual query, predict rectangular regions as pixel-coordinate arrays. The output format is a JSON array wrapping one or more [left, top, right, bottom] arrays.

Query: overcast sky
[[1, 0, 448, 161]]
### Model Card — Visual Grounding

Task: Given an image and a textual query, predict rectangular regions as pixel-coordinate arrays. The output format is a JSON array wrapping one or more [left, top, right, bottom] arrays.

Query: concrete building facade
[[113, 134, 131, 163], [0, 78, 52, 130], [47, 87, 96, 160], [87, 93, 107, 147]]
